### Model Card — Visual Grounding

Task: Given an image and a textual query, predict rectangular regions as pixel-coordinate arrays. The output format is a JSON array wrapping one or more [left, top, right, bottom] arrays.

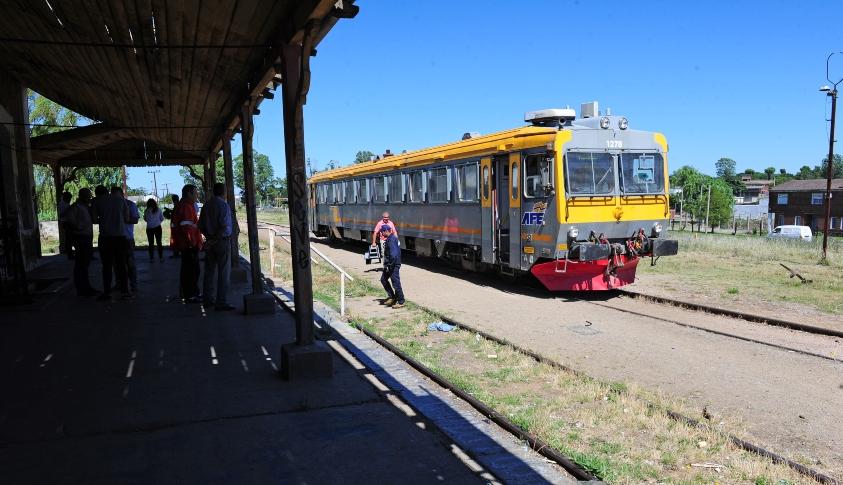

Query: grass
[[255, 208, 289, 226], [637, 230, 843, 316], [242, 225, 820, 484]]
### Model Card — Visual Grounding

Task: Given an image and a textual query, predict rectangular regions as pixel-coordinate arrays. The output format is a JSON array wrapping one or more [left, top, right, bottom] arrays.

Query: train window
[[408, 171, 425, 203], [619, 153, 664, 195], [345, 179, 356, 203], [482, 166, 490, 199], [428, 167, 450, 203], [511, 162, 518, 200], [357, 179, 369, 203], [455, 163, 479, 202], [524, 154, 553, 198], [565, 152, 615, 195], [334, 182, 345, 204], [373, 177, 387, 203], [388, 173, 404, 203]]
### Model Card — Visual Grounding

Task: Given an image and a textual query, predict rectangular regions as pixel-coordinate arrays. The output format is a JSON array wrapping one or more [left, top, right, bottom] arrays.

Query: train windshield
[[565, 152, 615, 195], [619, 153, 664, 195]]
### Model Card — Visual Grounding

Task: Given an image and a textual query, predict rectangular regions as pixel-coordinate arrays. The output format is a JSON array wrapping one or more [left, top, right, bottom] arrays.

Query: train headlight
[[599, 117, 610, 129], [651, 222, 662, 237], [567, 227, 579, 240], [618, 117, 629, 130]]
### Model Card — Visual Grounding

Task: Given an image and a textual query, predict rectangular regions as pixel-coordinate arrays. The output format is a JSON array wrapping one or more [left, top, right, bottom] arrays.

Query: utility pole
[[162, 183, 170, 201], [705, 184, 712, 232], [820, 51, 841, 261], [148, 169, 160, 199]]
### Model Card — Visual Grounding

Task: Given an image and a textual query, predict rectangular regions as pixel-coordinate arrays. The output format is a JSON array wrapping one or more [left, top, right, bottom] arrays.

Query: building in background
[[768, 179, 843, 235]]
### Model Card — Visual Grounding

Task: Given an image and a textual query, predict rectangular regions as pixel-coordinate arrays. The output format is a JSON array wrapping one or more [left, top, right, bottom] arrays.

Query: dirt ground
[[298, 235, 843, 479]]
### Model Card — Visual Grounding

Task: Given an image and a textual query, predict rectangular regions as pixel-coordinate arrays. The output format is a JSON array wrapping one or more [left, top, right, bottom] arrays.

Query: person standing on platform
[[144, 198, 165, 262], [167, 194, 181, 258], [58, 190, 74, 259], [173, 185, 202, 303], [96, 187, 131, 301], [371, 211, 397, 263], [123, 194, 140, 292], [198, 182, 234, 311], [379, 225, 405, 308], [64, 188, 97, 296]]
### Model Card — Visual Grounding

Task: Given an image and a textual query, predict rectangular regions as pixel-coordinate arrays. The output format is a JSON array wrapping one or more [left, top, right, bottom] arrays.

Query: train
[[308, 102, 678, 291]]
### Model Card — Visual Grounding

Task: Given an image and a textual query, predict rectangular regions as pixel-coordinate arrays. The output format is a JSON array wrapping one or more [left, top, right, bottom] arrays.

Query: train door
[[480, 157, 494, 263], [493, 155, 509, 264], [508, 152, 521, 269]]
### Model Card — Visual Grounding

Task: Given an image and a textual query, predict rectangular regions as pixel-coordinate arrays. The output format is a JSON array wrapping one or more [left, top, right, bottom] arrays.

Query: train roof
[[308, 125, 558, 183]]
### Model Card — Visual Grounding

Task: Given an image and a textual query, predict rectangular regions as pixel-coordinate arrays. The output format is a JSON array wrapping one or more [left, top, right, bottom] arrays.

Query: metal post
[[340, 273, 345, 316], [148, 170, 159, 199], [822, 88, 837, 260], [241, 98, 263, 294], [222, 131, 239, 269], [281, 37, 318, 346], [268, 228, 275, 277]]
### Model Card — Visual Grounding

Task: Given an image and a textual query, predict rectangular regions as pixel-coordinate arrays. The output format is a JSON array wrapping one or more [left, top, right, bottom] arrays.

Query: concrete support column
[[241, 99, 274, 315], [278, 25, 333, 380], [52, 163, 65, 254], [222, 131, 246, 281]]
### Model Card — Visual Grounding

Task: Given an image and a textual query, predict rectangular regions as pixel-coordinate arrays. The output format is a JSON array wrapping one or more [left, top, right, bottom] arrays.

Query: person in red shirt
[[371, 212, 398, 263], [173, 184, 203, 302]]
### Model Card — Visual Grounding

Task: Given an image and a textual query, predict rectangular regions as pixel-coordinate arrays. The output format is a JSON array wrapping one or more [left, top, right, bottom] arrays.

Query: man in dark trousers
[[64, 188, 97, 296], [95, 187, 131, 300], [199, 182, 234, 311], [379, 225, 405, 308]]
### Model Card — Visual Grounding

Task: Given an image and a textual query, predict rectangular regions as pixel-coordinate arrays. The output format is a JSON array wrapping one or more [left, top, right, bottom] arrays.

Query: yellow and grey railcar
[[308, 104, 678, 291]]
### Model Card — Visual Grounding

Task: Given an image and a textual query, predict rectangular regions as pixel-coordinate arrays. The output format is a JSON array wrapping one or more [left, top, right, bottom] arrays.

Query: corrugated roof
[[769, 179, 843, 192]]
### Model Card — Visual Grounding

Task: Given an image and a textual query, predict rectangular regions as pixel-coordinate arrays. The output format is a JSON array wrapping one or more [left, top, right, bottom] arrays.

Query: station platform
[[0, 252, 497, 484]]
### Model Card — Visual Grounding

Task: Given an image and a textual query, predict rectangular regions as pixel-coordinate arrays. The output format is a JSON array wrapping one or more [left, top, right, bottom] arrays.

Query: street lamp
[[820, 51, 842, 261]]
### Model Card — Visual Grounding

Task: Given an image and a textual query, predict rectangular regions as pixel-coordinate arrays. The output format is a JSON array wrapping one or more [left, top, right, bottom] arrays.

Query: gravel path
[[294, 234, 843, 478]]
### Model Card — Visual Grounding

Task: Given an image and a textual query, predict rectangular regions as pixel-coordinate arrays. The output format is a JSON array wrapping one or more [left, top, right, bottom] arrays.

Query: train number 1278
[[607, 140, 623, 149]]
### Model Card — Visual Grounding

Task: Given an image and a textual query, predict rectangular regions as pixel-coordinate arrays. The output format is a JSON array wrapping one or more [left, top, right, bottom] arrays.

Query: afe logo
[[521, 212, 545, 226]]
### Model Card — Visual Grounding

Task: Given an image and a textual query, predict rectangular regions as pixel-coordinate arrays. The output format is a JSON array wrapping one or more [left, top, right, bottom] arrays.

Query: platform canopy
[[0, 0, 357, 167]]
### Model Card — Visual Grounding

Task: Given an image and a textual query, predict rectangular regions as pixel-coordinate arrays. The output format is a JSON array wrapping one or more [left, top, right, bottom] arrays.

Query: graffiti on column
[[289, 171, 310, 269]]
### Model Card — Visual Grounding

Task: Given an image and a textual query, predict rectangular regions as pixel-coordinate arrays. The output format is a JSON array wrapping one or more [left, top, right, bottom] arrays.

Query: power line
[[0, 37, 268, 49]]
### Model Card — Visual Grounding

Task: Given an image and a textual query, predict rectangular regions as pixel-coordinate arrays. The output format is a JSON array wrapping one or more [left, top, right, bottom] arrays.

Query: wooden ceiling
[[0, 0, 356, 166]]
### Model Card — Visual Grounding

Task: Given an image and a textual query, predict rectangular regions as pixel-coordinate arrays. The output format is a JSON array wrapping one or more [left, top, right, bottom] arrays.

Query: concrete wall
[[0, 72, 40, 269]]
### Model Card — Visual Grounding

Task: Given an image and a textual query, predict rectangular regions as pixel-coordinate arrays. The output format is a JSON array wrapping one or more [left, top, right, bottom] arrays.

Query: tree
[[669, 166, 734, 232], [779, 168, 786, 175], [706, 178, 735, 230], [764, 167, 776, 180], [819, 154, 843, 179], [233, 150, 285, 204], [715, 157, 736, 179], [797, 165, 813, 179], [28, 92, 122, 219], [179, 156, 225, 198], [354, 150, 375, 164]]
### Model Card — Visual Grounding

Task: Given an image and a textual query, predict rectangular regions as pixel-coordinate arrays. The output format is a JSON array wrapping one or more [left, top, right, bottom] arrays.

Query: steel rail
[[617, 289, 843, 339], [583, 300, 843, 364]]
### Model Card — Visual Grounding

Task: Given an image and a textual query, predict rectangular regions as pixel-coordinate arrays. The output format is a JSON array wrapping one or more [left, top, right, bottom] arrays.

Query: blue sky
[[129, 0, 843, 195]]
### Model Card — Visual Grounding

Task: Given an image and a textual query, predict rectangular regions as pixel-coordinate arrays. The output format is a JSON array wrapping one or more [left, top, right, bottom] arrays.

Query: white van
[[768, 225, 812, 242]]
